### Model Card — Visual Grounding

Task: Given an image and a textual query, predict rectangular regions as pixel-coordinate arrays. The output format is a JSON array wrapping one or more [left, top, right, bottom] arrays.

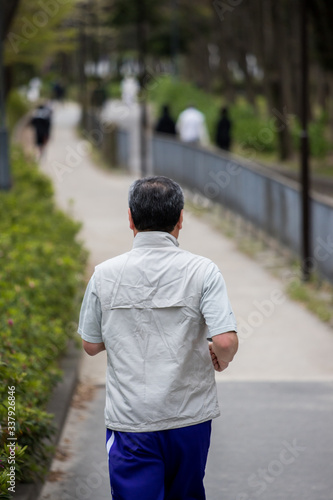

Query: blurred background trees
[[3, 0, 333, 166], [4, 0, 75, 94]]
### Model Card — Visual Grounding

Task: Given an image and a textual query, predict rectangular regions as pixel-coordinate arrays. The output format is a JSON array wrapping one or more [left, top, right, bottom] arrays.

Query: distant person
[[176, 105, 209, 145], [91, 81, 107, 109], [52, 81, 66, 102], [121, 76, 139, 106], [29, 102, 52, 158], [155, 105, 176, 136], [27, 77, 42, 103], [215, 107, 232, 151]]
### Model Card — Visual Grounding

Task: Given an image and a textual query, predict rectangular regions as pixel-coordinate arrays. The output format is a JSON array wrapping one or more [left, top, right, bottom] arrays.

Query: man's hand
[[208, 331, 238, 372], [209, 343, 229, 372]]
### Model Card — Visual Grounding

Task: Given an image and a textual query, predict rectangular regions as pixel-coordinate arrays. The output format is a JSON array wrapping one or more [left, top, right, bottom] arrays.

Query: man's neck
[[133, 229, 179, 240]]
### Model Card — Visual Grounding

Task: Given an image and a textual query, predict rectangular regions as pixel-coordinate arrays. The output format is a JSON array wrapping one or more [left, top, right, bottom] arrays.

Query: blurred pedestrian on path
[[91, 79, 108, 110], [215, 106, 232, 151], [77, 176, 238, 500], [155, 104, 176, 136], [29, 102, 52, 159], [176, 105, 209, 145], [52, 81, 66, 102], [121, 75, 139, 106], [27, 77, 42, 102]]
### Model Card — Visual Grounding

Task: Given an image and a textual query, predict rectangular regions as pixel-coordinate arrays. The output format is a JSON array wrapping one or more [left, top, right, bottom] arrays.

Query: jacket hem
[[105, 410, 221, 433]]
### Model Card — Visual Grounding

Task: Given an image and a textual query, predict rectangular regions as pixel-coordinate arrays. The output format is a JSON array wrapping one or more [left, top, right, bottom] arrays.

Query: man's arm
[[209, 331, 238, 372], [78, 273, 104, 355], [82, 340, 105, 356]]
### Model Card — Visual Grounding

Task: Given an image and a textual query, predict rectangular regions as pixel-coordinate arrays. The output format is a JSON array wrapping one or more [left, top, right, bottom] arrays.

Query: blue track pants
[[106, 420, 212, 500]]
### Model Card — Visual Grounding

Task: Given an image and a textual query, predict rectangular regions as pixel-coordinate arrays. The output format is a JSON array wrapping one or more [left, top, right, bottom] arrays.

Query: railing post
[[300, 0, 311, 281]]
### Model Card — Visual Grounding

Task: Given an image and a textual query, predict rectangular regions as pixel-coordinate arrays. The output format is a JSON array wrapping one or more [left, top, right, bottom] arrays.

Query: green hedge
[[0, 148, 87, 498], [6, 90, 30, 134]]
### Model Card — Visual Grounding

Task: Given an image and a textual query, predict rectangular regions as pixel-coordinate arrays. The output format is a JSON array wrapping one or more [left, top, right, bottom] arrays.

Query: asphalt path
[[38, 102, 333, 500]]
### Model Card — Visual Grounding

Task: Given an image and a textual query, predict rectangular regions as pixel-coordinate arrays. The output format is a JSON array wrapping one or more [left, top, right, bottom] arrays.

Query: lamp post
[[171, 0, 179, 78], [77, 1, 89, 129], [300, 0, 311, 281], [137, 0, 147, 177], [0, 2, 11, 190]]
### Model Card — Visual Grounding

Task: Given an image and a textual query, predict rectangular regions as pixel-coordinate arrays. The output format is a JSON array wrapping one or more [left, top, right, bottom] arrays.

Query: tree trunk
[[262, 0, 293, 161], [238, 48, 256, 107], [3, 0, 21, 40], [313, 64, 329, 112], [2, 0, 21, 98], [220, 60, 235, 104]]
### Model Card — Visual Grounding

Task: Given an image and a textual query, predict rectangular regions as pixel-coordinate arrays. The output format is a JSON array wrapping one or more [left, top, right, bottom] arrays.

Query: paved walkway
[[38, 103, 333, 500]]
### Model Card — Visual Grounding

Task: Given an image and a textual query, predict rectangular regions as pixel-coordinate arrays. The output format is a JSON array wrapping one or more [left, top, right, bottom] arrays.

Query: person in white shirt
[[176, 105, 209, 145], [121, 76, 139, 106]]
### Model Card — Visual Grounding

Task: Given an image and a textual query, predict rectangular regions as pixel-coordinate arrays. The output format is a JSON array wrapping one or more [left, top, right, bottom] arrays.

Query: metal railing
[[151, 134, 333, 285], [116, 128, 130, 168], [84, 109, 130, 169]]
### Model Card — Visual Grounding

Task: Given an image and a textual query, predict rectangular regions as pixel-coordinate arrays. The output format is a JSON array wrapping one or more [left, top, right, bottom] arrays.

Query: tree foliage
[[4, 0, 76, 89], [4, 0, 333, 161]]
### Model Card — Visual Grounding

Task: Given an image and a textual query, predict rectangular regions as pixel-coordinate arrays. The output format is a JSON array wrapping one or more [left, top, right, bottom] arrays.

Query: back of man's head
[[129, 176, 184, 233]]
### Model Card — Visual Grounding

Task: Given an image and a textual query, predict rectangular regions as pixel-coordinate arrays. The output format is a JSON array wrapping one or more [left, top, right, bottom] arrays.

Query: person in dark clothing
[[52, 81, 66, 102], [155, 105, 176, 136], [30, 103, 52, 157], [215, 107, 232, 151]]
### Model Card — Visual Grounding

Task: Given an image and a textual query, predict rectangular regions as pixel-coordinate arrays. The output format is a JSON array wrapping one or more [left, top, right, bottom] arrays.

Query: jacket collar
[[132, 231, 179, 249]]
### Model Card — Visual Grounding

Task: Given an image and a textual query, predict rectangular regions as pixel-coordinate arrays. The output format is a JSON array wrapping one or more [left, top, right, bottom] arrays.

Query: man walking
[[78, 176, 238, 500], [29, 102, 52, 158]]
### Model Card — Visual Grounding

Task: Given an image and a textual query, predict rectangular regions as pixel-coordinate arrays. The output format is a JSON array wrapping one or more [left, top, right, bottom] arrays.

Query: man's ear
[[128, 208, 135, 230], [177, 209, 184, 230]]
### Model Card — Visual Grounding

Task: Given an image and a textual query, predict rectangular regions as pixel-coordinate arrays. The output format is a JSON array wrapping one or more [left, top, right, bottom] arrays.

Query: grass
[[287, 276, 333, 323]]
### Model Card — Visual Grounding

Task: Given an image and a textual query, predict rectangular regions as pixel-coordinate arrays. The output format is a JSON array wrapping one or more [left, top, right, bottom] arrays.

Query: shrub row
[[0, 148, 87, 499], [6, 91, 30, 134]]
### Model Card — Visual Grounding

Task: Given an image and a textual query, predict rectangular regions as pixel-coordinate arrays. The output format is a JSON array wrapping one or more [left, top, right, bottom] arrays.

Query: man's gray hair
[[128, 176, 184, 233]]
